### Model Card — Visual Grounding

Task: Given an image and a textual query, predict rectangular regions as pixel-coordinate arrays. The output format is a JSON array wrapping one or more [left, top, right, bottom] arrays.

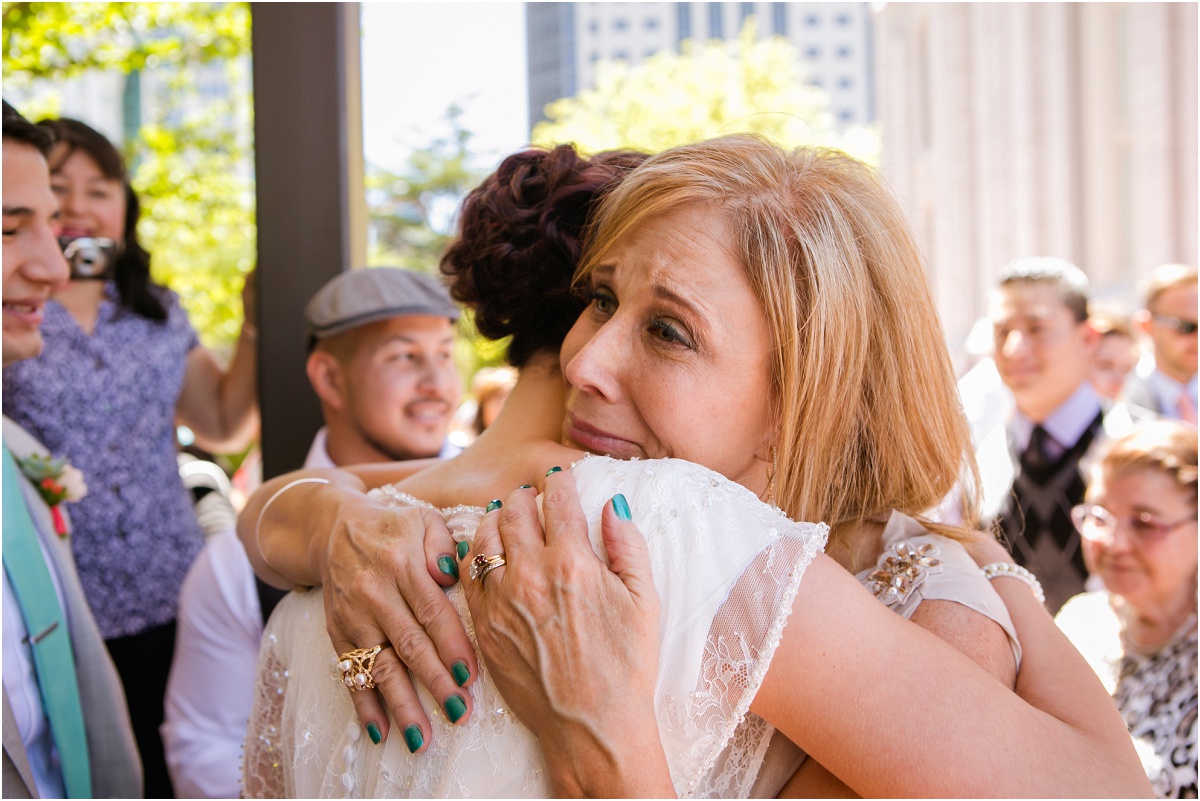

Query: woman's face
[[48, 145, 126, 244], [560, 204, 776, 494], [1089, 333, 1138, 400], [1082, 466, 1198, 611]]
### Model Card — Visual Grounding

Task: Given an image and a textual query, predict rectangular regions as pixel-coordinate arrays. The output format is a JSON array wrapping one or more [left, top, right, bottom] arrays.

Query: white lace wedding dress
[[242, 455, 827, 798]]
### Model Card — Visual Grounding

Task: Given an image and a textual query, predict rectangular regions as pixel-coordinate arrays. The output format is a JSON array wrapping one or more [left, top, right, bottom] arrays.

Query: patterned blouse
[[2, 282, 204, 639], [1057, 591, 1198, 798]]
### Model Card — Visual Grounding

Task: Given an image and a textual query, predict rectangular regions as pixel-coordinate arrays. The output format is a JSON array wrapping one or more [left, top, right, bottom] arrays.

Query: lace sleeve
[[242, 623, 289, 798], [569, 456, 828, 797]]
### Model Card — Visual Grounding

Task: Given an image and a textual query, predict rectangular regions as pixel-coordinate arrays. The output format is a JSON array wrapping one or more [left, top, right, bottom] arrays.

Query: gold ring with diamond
[[337, 645, 384, 692]]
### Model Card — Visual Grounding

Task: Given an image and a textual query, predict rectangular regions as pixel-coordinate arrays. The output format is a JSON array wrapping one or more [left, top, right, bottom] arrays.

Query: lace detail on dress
[[242, 630, 290, 799], [245, 456, 827, 798]]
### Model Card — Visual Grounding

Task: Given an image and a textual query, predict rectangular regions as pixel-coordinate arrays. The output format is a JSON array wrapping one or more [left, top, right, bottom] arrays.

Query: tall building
[[525, 2, 874, 132]]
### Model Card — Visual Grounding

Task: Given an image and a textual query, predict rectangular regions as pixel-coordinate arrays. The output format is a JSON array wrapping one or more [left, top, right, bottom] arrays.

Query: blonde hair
[[1091, 421, 1199, 507], [577, 134, 981, 553], [1142, 263, 1198, 310]]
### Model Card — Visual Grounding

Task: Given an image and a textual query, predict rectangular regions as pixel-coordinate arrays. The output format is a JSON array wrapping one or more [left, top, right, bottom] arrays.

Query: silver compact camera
[[60, 236, 118, 280]]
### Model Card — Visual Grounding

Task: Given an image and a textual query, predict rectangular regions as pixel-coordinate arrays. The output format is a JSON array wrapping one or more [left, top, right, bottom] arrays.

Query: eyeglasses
[[1071, 503, 1197, 545], [1151, 313, 1199, 336]]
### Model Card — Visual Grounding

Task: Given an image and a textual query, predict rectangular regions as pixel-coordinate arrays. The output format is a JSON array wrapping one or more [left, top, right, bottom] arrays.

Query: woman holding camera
[[1, 117, 258, 797]]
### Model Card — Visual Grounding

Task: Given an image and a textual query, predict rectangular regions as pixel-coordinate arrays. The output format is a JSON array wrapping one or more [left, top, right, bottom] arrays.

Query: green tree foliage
[[532, 21, 879, 163], [366, 105, 481, 274], [365, 107, 506, 377], [2, 2, 248, 83], [3, 2, 254, 349]]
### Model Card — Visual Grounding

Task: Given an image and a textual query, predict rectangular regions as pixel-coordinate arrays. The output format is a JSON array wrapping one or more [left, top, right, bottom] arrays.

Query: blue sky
[[360, 3, 531, 174]]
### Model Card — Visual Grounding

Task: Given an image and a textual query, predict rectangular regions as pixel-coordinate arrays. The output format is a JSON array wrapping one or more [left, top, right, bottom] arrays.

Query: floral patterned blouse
[[3, 281, 204, 639], [1057, 591, 1198, 798]]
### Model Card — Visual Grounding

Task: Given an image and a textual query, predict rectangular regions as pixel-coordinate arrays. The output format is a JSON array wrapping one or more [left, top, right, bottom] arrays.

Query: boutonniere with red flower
[[15, 453, 88, 537]]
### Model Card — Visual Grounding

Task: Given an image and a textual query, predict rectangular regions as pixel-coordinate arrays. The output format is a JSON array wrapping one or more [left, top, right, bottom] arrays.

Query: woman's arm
[[237, 467, 479, 743], [177, 271, 259, 453], [755, 554, 1149, 797], [464, 470, 1151, 798], [961, 537, 1129, 755]]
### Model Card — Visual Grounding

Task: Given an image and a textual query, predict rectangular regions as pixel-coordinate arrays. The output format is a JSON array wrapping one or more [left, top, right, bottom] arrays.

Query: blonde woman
[[242, 138, 1149, 797]]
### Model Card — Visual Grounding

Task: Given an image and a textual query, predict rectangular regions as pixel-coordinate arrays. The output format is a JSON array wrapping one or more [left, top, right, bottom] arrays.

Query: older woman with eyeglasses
[[1057, 420, 1198, 798]]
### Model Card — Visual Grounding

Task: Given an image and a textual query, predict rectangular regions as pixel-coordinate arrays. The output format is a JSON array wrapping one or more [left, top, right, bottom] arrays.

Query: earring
[[765, 445, 778, 507]]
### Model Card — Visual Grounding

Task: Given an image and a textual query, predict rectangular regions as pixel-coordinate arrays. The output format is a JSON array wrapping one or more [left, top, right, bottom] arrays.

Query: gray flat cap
[[305, 267, 460, 347]]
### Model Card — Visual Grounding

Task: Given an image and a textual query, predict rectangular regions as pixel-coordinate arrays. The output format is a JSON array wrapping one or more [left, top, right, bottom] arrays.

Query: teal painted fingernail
[[437, 555, 458, 579], [403, 724, 423, 753], [485, 499, 502, 513], [518, 484, 533, 489], [456, 540, 470, 560], [444, 693, 466, 723], [612, 494, 631, 521], [366, 722, 381, 744], [451, 660, 470, 687], [546, 466, 562, 476]]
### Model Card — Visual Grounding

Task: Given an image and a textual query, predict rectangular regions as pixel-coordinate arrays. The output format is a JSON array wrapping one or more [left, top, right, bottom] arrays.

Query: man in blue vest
[[2, 100, 142, 798]]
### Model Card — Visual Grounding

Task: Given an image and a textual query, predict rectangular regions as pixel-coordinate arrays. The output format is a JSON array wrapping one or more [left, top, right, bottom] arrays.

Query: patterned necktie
[[2, 446, 92, 798], [1022, 424, 1053, 473]]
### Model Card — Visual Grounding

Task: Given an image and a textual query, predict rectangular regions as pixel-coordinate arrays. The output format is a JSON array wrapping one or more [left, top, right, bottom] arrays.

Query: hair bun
[[442, 144, 645, 367]]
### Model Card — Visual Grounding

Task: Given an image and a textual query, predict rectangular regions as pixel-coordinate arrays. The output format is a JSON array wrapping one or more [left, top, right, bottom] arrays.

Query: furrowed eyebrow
[[652, 283, 707, 318], [2, 206, 33, 217]]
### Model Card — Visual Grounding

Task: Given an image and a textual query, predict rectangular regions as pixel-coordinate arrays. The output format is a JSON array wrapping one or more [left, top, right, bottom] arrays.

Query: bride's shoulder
[[570, 453, 740, 492], [570, 455, 822, 534]]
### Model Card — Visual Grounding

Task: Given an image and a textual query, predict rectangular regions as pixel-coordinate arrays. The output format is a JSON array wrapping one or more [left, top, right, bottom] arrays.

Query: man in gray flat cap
[[302, 267, 463, 466], [163, 267, 463, 797]]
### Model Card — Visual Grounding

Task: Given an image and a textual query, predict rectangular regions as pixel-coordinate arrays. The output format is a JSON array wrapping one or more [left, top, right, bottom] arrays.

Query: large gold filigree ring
[[337, 645, 384, 692], [469, 553, 507, 589]]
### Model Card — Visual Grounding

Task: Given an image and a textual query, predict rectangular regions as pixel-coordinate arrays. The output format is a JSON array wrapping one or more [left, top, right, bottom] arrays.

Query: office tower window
[[805, 13, 820, 27], [677, 3, 692, 45], [805, 45, 821, 58], [709, 3, 724, 38], [838, 76, 853, 89], [772, 3, 787, 35], [613, 16, 629, 31], [836, 45, 852, 58]]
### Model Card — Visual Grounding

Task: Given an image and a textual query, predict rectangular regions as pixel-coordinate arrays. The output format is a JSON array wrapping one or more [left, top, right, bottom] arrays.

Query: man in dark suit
[[2, 101, 142, 798], [974, 257, 1153, 613], [1122, 264, 1197, 425]]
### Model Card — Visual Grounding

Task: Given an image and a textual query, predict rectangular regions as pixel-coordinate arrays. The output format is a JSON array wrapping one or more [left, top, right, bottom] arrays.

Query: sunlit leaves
[[2, 2, 249, 88], [532, 21, 880, 164], [3, 2, 254, 350]]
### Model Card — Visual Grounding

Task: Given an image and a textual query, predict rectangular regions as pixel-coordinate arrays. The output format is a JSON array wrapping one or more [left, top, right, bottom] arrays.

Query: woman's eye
[[590, 289, 616, 316], [650, 319, 691, 347], [1130, 514, 1159, 534]]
